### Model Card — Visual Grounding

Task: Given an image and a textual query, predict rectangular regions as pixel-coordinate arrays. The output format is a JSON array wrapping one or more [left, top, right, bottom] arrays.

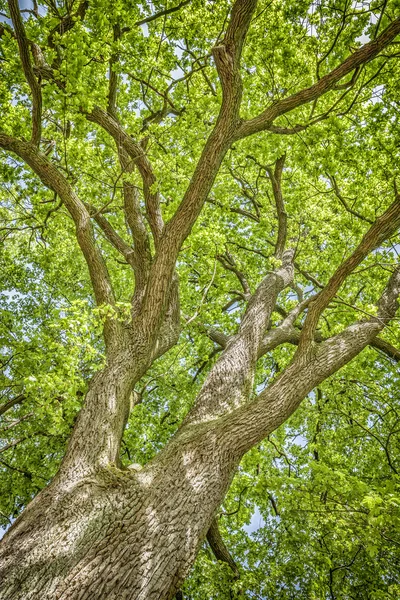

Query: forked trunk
[[0, 393, 238, 600], [1, 309, 396, 599]]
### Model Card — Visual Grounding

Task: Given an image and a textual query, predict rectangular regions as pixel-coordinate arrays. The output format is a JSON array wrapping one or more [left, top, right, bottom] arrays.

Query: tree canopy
[[1, 0, 400, 598]]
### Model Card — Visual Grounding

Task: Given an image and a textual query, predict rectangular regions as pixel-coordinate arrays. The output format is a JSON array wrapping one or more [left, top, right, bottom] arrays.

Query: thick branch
[[206, 297, 312, 358], [206, 517, 240, 578], [236, 17, 400, 138], [185, 249, 294, 425], [87, 107, 164, 244], [266, 154, 286, 259], [152, 275, 181, 360], [8, 0, 42, 145], [139, 0, 257, 335], [221, 266, 400, 457], [164, 0, 257, 243]]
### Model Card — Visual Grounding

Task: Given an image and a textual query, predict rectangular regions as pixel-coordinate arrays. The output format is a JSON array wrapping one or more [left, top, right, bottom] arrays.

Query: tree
[[1, 0, 400, 597]]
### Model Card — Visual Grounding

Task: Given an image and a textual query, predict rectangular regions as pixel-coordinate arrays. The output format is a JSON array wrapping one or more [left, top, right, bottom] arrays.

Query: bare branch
[[117, 149, 152, 306], [202, 325, 231, 348], [208, 197, 260, 222]]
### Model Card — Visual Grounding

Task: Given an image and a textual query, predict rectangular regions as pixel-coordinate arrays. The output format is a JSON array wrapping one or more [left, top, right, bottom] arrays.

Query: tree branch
[[206, 517, 240, 578], [83, 201, 137, 271], [236, 17, 400, 139], [185, 249, 294, 424], [222, 266, 400, 457], [266, 154, 287, 259], [47, 0, 89, 48], [107, 24, 121, 119], [370, 337, 400, 362], [0, 394, 25, 417], [328, 173, 373, 224], [133, 0, 191, 27], [87, 107, 164, 244], [217, 252, 251, 297], [8, 0, 42, 145], [117, 148, 152, 309], [0, 133, 119, 345], [298, 188, 400, 349], [139, 0, 257, 336]]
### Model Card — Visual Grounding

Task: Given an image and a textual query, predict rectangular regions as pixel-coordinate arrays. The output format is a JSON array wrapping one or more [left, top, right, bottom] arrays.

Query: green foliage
[[1, 0, 400, 596]]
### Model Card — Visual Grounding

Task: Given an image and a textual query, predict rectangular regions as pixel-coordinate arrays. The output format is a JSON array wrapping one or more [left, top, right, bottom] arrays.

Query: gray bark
[[1, 4, 400, 598], [1, 268, 399, 600]]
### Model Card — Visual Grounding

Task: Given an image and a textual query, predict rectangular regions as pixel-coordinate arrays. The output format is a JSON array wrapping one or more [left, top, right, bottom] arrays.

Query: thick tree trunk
[[0, 402, 239, 600], [2, 3, 400, 597], [1, 268, 399, 600]]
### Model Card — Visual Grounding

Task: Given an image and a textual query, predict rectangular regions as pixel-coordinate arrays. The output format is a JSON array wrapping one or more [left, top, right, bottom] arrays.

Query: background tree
[[1, 0, 400, 598]]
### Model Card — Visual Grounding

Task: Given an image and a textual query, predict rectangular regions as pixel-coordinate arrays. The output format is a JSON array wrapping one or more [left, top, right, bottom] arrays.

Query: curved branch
[[8, 0, 42, 145], [117, 149, 152, 306], [217, 252, 251, 297], [0, 133, 119, 344], [206, 517, 240, 578], [236, 17, 400, 139], [299, 188, 400, 349]]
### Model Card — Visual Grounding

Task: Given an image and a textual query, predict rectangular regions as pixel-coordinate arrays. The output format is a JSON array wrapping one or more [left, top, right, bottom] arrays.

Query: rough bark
[[1, 2, 400, 598], [1, 264, 399, 600]]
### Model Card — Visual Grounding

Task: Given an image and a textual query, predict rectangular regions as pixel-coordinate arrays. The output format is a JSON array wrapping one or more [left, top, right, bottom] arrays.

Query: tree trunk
[[1, 268, 400, 599], [0, 400, 239, 600]]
